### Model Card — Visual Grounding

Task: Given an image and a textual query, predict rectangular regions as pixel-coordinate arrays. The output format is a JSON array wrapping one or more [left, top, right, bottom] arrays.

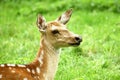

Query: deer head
[[36, 9, 82, 49]]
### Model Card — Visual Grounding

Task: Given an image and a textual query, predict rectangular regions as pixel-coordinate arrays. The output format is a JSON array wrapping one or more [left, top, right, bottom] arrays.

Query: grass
[[0, 0, 120, 80]]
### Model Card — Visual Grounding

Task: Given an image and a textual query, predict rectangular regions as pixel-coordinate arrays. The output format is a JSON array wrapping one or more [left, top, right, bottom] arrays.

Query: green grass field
[[0, 0, 120, 80]]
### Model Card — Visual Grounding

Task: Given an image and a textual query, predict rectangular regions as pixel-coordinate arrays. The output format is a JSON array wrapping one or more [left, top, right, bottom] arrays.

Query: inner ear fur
[[37, 14, 46, 32], [56, 9, 73, 24]]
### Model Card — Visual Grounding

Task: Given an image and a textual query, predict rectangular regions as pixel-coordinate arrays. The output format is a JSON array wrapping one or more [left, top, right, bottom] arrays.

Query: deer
[[0, 9, 82, 80]]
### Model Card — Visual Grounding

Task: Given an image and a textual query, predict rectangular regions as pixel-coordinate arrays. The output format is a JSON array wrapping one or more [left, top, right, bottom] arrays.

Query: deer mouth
[[69, 42, 80, 46]]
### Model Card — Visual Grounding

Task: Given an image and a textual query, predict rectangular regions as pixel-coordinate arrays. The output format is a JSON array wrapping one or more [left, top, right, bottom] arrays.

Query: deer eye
[[52, 30, 59, 34]]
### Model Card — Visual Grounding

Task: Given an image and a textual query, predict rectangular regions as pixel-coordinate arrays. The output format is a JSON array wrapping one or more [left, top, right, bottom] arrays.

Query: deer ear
[[56, 9, 73, 24], [37, 14, 46, 32]]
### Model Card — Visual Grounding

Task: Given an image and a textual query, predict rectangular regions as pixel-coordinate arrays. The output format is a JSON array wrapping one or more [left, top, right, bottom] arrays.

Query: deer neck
[[29, 37, 60, 79]]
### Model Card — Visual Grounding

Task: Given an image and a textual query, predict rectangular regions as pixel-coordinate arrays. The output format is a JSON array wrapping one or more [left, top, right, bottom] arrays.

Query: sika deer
[[0, 9, 82, 80]]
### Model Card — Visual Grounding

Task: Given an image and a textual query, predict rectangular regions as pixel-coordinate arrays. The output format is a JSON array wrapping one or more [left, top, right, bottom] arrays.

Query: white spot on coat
[[17, 65, 26, 67], [26, 68, 31, 72], [23, 77, 28, 80], [7, 64, 15, 67], [11, 70, 16, 73], [0, 64, 5, 67], [36, 67, 40, 74], [9, 67, 12, 70], [32, 69, 35, 74], [0, 74, 2, 78]]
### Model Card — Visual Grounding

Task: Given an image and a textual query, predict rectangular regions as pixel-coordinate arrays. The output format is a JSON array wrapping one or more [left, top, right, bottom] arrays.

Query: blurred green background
[[0, 0, 120, 80]]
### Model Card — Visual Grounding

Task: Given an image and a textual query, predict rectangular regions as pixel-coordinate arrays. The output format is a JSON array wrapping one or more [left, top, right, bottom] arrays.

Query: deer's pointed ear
[[37, 14, 46, 32], [56, 9, 73, 24]]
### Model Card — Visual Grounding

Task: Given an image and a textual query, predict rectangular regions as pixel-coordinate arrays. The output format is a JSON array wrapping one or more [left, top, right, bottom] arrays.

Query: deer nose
[[75, 36, 82, 42]]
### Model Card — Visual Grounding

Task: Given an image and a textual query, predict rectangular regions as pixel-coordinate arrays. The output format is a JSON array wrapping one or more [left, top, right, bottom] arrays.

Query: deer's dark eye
[[52, 30, 59, 34]]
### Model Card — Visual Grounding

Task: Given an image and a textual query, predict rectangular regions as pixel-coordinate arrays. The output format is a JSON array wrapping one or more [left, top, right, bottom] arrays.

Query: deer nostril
[[75, 36, 82, 42], [75, 37, 80, 41]]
